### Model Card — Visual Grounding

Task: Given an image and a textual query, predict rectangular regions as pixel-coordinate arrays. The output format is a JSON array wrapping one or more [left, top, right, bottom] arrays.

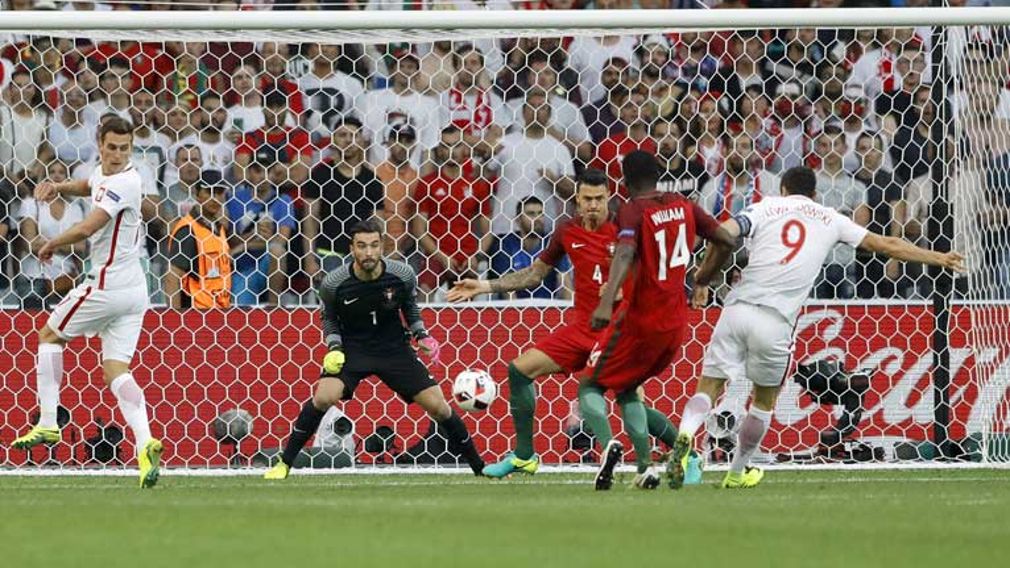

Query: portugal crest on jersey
[[383, 287, 398, 308]]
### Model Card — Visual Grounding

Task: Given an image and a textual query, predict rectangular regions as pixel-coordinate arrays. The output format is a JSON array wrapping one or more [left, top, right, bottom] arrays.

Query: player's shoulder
[[104, 164, 144, 192], [321, 263, 353, 292], [384, 259, 417, 284]]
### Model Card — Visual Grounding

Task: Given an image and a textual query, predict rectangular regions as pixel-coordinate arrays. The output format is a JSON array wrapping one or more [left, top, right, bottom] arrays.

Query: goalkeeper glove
[[322, 348, 346, 376], [416, 335, 441, 364]]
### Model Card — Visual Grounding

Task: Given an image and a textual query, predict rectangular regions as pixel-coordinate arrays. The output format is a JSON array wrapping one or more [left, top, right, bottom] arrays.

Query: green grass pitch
[[1, 469, 1007, 568]]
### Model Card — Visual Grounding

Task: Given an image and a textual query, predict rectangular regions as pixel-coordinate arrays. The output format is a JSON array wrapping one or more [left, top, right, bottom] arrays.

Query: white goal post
[[0, 6, 1007, 472]]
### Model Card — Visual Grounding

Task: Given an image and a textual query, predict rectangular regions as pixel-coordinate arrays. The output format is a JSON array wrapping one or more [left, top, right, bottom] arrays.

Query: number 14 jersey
[[729, 195, 868, 324], [617, 191, 721, 333]]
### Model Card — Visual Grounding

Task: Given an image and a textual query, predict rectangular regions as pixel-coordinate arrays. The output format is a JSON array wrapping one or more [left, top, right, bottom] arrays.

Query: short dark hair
[[264, 89, 288, 109], [99, 116, 134, 143], [780, 166, 817, 198], [577, 168, 608, 189], [622, 151, 659, 194], [516, 195, 544, 215], [349, 218, 383, 241], [337, 116, 363, 131]]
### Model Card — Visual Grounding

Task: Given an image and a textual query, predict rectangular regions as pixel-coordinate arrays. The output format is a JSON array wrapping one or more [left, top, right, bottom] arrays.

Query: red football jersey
[[616, 191, 721, 332], [539, 216, 618, 324]]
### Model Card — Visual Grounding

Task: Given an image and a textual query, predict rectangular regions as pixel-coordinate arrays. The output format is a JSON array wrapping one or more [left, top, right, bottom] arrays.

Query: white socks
[[110, 373, 152, 454], [730, 406, 773, 475], [36, 343, 64, 429], [678, 393, 713, 440]]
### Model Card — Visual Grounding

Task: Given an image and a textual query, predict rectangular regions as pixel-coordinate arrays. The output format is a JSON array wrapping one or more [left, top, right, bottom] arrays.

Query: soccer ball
[[452, 369, 498, 412]]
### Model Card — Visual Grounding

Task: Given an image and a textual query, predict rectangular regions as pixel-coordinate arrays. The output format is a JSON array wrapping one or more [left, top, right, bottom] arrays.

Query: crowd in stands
[[0, 0, 1007, 308]]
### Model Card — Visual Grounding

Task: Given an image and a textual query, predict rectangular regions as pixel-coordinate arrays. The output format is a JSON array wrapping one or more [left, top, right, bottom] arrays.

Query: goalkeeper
[[265, 220, 485, 479]]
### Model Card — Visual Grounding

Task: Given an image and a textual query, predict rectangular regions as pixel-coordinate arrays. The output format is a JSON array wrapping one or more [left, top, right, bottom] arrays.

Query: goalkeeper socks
[[578, 382, 612, 447], [281, 400, 326, 467], [36, 343, 64, 429], [678, 392, 713, 439], [110, 373, 152, 453], [616, 390, 651, 474], [508, 362, 537, 460], [438, 412, 484, 475], [729, 406, 773, 475], [645, 406, 678, 449]]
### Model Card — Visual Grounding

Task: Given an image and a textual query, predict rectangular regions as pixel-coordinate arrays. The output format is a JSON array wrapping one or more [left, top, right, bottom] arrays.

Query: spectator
[[411, 124, 492, 299], [303, 117, 385, 276], [298, 43, 366, 139], [653, 118, 709, 199], [165, 171, 232, 310], [259, 42, 306, 121], [590, 86, 657, 197], [441, 44, 510, 145], [165, 41, 223, 108], [890, 88, 933, 184], [852, 131, 904, 298], [226, 63, 270, 135], [669, 32, 721, 93], [129, 89, 172, 190], [687, 99, 726, 176], [507, 51, 593, 166], [362, 52, 442, 166], [47, 78, 95, 165], [227, 159, 296, 306], [418, 40, 457, 95], [769, 80, 814, 174], [698, 129, 780, 221], [876, 48, 928, 136], [374, 122, 419, 258], [161, 102, 195, 148], [767, 28, 822, 100], [85, 56, 133, 127], [711, 31, 771, 108], [489, 196, 569, 301], [14, 159, 86, 309], [234, 89, 313, 185], [176, 91, 236, 175], [567, 20, 637, 105], [812, 128, 869, 298], [846, 28, 906, 107], [581, 59, 632, 144], [487, 88, 575, 234], [166, 144, 204, 219], [0, 67, 49, 182]]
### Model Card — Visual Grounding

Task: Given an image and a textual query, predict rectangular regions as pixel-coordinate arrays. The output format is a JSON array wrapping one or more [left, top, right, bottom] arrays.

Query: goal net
[[0, 6, 1007, 471]]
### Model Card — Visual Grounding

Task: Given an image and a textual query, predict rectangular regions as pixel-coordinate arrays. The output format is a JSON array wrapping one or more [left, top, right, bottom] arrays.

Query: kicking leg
[[668, 376, 727, 490], [12, 326, 66, 450], [414, 386, 485, 476]]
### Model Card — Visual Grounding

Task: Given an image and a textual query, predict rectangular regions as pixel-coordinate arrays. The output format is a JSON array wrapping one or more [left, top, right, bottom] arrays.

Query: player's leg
[[412, 386, 486, 475], [11, 324, 67, 449], [100, 294, 161, 488], [721, 384, 777, 489], [722, 307, 793, 489], [483, 348, 562, 478], [265, 376, 348, 479]]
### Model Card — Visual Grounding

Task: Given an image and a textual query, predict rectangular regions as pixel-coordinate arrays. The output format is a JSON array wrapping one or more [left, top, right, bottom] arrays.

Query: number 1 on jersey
[[654, 225, 689, 281], [780, 219, 807, 264]]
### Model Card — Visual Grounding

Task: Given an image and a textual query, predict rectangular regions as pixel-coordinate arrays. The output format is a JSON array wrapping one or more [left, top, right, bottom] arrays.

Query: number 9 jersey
[[727, 195, 868, 325]]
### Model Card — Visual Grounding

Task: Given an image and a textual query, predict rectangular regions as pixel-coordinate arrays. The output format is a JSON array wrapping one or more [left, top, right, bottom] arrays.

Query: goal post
[[0, 6, 1007, 471]]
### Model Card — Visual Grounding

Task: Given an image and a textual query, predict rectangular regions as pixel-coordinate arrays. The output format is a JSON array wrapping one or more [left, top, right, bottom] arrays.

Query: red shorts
[[586, 316, 687, 393], [534, 321, 600, 374]]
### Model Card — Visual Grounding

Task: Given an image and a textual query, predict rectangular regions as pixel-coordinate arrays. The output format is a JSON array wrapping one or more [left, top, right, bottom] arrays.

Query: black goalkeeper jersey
[[317, 260, 427, 356]]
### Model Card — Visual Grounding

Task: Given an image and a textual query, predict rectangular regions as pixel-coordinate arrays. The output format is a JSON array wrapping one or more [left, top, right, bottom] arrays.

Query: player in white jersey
[[667, 166, 964, 489], [11, 117, 164, 489]]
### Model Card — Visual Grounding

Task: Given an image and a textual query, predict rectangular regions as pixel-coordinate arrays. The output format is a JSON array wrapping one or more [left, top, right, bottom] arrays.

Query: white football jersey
[[86, 162, 146, 290], [727, 195, 869, 324]]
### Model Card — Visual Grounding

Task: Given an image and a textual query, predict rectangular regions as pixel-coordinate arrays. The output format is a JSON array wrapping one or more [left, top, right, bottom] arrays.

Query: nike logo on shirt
[[571, 243, 586, 249], [344, 298, 359, 305]]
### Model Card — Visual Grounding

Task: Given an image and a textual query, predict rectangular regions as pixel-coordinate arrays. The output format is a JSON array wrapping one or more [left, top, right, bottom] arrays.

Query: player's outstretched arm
[[446, 260, 553, 302], [37, 208, 112, 263], [591, 242, 634, 330], [857, 233, 966, 273], [34, 179, 90, 202]]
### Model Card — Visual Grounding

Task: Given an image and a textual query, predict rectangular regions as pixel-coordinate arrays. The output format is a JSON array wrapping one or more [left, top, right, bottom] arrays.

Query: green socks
[[508, 363, 537, 461], [578, 382, 612, 446], [617, 390, 651, 474], [645, 406, 679, 449]]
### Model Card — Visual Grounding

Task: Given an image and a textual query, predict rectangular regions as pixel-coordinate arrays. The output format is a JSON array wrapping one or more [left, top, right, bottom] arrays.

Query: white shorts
[[701, 302, 795, 387], [47, 283, 149, 363]]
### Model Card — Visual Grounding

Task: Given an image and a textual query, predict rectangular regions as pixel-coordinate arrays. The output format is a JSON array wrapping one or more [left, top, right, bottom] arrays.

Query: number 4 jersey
[[617, 191, 721, 333], [728, 195, 868, 324]]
